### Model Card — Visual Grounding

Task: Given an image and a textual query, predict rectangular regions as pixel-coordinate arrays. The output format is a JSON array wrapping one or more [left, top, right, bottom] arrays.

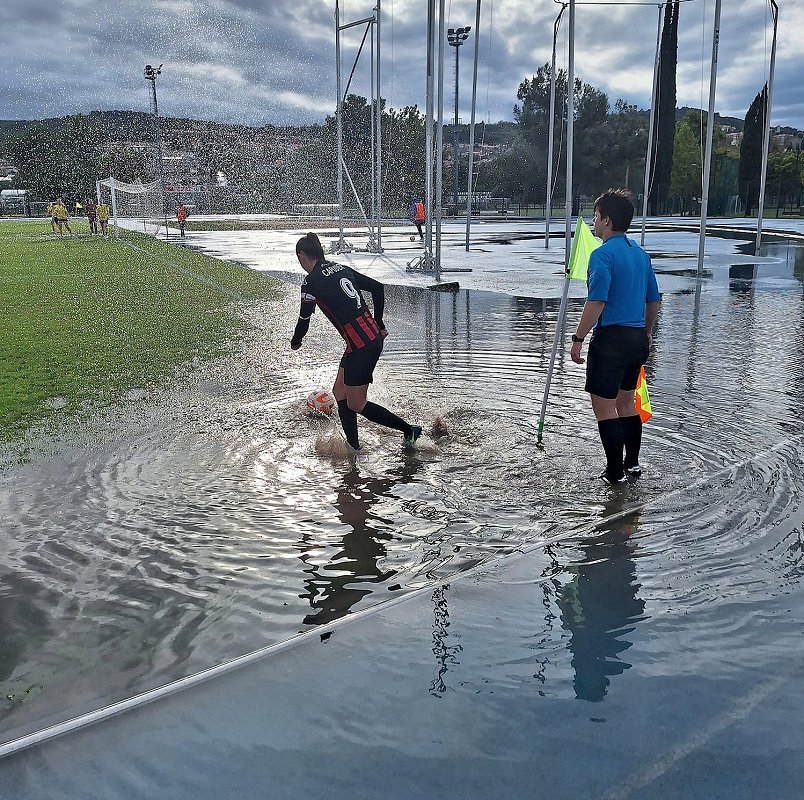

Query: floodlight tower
[[144, 63, 168, 233], [447, 26, 471, 210]]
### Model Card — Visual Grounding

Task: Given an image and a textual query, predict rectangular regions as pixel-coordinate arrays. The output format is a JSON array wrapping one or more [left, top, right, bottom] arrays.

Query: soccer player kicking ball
[[291, 232, 421, 451], [570, 189, 661, 484]]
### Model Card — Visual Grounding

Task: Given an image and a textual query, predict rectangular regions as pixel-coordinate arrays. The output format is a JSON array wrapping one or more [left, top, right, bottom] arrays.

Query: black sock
[[337, 399, 360, 449], [621, 414, 642, 468], [359, 401, 411, 437], [597, 418, 625, 480]]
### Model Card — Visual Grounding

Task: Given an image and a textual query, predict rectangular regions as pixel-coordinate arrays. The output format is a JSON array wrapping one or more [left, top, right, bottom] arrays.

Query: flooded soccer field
[[1, 223, 804, 796]]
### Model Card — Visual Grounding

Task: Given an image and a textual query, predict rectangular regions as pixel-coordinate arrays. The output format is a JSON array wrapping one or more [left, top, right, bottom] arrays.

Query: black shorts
[[585, 325, 649, 399], [340, 338, 383, 386]]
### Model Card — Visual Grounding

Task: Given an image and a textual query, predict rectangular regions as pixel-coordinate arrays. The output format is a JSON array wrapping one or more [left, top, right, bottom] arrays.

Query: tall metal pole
[[435, 0, 446, 281], [375, 0, 383, 251], [335, 1, 345, 249], [370, 18, 377, 245], [537, 0, 575, 445], [696, 0, 722, 279], [425, 0, 435, 261], [640, 3, 664, 246], [545, 4, 566, 250], [452, 42, 460, 209], [465, 0, 482, 251], [755, 0, 778, 253], [144, 65, 168, 238]]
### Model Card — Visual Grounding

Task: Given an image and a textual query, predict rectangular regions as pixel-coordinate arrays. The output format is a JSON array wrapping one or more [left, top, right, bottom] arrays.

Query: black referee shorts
[[585, 325, 650, 399], [340, 338, 384, 386]]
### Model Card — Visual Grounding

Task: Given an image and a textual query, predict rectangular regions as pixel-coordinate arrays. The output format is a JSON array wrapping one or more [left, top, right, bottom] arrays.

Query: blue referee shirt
[[587, 234, 661, 328]]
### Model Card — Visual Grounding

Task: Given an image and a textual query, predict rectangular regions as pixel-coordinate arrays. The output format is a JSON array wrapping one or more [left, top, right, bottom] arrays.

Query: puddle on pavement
[[1, 254, 804, 745]]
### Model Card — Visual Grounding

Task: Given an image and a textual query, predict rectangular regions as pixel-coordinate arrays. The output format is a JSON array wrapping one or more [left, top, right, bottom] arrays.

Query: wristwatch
[[571, 334, 584, 343]]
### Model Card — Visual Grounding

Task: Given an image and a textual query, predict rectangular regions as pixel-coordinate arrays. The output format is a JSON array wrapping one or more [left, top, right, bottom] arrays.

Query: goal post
[[96, 177, 163, 238]]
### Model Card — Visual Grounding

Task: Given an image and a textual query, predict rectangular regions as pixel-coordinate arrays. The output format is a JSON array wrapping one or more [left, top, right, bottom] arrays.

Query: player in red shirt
[[291, 232, 421, 451]]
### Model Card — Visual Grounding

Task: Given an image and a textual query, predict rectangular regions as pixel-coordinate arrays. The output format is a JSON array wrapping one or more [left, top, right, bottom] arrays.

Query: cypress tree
[[739, 86, 766, 216], [648, 1, 679, 215]]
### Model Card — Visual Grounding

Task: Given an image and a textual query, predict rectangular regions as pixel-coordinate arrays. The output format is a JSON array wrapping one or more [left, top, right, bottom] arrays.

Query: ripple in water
[[1, 280, 804, 739]]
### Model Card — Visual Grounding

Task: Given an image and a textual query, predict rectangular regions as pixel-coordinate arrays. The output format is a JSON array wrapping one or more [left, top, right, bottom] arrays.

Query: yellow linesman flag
[[567, 217, 601, 281], [635, 366, 652, 423]]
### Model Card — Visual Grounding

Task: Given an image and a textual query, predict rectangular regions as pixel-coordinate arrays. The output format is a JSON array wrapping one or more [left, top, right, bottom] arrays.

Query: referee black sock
[[597, 418, 625, 481], [621, 414, 643, 468], [359, 401, 411, 437], [337, 400, 360, 450]]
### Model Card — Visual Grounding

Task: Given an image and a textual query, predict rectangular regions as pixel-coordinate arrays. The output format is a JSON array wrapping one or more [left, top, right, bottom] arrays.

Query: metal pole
[[545, 4, 566, 250], [375, 0, 383, 251], [537, 0, 575, 446], [335, 1, 345, 248], [696, 0, 722, 279], [755, 0, 778, 253], [640, 3, 664, 246], [425, 0, 435, 261], [110, 176, 119, 239], [435, 0, 446, 281], [453, 42, 460, 209], [370, 17, 377, 245], [145, 68, 168, 239], [465, 0, 481, 251]]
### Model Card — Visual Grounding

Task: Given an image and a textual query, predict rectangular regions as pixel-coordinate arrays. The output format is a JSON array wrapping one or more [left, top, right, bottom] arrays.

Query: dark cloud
[[0, 0, 800, 128]]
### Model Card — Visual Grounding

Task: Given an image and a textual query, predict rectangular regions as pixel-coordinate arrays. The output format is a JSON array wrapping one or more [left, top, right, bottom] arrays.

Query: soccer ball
[[306, 389, 336, 415]]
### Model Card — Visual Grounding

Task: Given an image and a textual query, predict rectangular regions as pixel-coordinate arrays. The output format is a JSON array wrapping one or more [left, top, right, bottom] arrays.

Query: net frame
[[96, 177, 163, 237]]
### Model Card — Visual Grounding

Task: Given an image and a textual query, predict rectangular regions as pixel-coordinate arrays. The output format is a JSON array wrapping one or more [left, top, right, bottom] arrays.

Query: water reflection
[[299, 458, 423, 627], [558, 509, 647, 702], [429, 584, 462, 696]]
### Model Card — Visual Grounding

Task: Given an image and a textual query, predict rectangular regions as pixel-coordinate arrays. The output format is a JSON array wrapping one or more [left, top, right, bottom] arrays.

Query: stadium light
[[447, 26, 471, 209], [143, 64, 168, 234]]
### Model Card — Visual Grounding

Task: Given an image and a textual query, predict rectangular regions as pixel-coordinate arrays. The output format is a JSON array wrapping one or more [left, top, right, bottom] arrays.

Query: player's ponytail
[[295, 232, 325, 262]]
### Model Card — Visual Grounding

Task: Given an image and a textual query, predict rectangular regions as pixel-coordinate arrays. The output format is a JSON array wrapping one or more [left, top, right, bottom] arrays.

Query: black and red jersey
[[291, 260, 385, 353]]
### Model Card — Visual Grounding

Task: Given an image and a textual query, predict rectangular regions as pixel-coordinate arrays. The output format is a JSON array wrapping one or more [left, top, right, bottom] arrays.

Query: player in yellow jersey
[[52, 198, 72, 237], [97, 201, 110, 237]]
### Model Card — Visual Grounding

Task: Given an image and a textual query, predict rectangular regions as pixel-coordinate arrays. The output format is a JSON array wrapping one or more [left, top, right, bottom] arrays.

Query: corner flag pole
[[640, 3, 663, 247], [537, 0, 575, 446]]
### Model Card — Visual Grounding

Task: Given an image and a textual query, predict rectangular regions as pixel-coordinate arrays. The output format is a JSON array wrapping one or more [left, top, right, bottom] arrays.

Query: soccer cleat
[[404, 425, 422, 446], [624, 463, 642, 476], [599, 470, 628, 485]]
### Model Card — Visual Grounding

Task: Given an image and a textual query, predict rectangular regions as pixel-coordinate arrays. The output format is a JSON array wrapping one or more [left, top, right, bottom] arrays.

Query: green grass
[[0, 220, 280, 443]]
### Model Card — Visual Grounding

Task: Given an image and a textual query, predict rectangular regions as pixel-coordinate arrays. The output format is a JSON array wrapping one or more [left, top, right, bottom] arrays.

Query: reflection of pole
[[696, 0, 722, 279], [465, 0, 481, 251], [755, 0, 778, 253], [545, 4, 566, 250], [537, 0, 575, 445], [640, 4, 663, 246]]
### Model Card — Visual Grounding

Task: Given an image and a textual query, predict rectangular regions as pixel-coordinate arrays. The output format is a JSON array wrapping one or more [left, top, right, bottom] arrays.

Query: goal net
[[96, 177, 164, 236]]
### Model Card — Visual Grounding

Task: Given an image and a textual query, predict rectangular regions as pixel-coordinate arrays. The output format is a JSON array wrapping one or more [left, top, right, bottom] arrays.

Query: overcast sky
[[1, 0, 801, 130]]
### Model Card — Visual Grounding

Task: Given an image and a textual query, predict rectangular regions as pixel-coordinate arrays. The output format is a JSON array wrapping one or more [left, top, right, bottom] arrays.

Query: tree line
[[1, 76, 801, 216]]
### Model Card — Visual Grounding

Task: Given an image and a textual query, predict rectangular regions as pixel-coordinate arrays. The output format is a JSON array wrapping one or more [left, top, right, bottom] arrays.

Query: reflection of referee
[[570, 189, 661, 484]]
